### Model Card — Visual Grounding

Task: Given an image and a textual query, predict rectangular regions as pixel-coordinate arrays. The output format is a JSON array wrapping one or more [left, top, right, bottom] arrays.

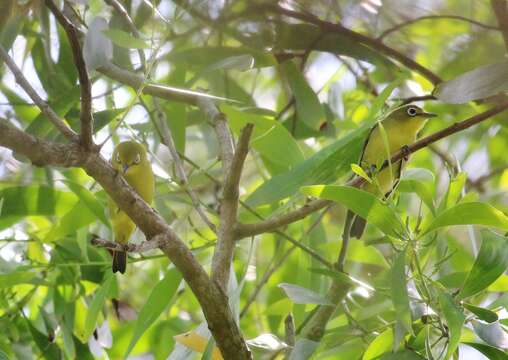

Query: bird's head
[[111, 141, 148, 174], [389, 104, 437, 122]]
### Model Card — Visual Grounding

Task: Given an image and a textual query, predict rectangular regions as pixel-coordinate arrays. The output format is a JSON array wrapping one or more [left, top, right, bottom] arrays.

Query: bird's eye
[[133, 153, 141, 164], [116, 153, 121, 163], [407, 107, 418, 117]]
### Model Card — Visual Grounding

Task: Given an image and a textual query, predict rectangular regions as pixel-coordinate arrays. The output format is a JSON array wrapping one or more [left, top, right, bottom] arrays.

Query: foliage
[[1, 0, 508, 359]]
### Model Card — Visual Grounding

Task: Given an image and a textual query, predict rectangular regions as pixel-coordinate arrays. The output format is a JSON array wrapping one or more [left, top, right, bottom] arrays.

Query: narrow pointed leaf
[[125, 268, 183, 357], [458, 230, 508, 299], [301, 185, 406, 238]]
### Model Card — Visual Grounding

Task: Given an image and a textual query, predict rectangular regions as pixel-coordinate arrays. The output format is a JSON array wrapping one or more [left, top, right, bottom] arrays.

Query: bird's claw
[[401, 145, 411, 161]]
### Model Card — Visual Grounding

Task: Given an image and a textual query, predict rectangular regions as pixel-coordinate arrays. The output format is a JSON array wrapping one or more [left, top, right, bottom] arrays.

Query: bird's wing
[[358, 123, 378, 168]]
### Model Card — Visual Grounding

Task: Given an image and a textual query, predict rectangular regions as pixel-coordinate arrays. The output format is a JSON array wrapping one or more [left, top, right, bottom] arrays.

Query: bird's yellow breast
[[362, 117, 426, 195]]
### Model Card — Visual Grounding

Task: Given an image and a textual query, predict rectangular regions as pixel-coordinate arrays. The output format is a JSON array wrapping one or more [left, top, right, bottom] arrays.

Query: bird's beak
[[123, 164, 129, 173], [420, 112, 437, 118]]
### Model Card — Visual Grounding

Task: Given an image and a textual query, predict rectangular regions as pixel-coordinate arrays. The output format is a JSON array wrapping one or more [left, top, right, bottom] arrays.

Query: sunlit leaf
[[463, 303, 498, 323], [301, 185, 407, 238], [362, 328, 393, 360], [83, 273, 114, 340], [125, 268, 183, 357], [422, 202, 508, 235]]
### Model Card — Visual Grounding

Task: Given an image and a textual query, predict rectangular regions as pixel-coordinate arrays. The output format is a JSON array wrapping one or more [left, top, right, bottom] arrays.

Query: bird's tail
[[345, 210, 367, 239], [112, 250, 127, 274]]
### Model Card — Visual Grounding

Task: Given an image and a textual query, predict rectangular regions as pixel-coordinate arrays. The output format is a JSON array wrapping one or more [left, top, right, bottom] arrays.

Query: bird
[[346, 104, 436, 239], [108, 141, 154, 273]]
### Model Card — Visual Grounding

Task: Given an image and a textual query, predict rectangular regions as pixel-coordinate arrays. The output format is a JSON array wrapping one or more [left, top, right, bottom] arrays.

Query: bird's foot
[[401, 145, 411, 161]]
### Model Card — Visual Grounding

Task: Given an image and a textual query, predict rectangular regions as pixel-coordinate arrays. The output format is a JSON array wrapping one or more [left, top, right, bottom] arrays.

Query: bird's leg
[[401, 145, 411, 162]]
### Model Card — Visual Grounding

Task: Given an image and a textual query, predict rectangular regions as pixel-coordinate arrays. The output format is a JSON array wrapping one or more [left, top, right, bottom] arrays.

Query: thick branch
[[236, 101, 508, 238], [212, 123, 254, 289], [45, 0, 93, 150], [0, 46, 78, 141], [491, 0, 508, 52], [378, 14, 500, 40], [0, 119, 83, 167], [258, 4, 442, 85]]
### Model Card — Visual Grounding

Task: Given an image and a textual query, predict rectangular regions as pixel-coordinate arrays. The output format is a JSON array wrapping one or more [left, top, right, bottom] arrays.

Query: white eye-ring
[[116, 153, 121, 163], [134, 153, 141, 164], [407, 107, 418, 116]]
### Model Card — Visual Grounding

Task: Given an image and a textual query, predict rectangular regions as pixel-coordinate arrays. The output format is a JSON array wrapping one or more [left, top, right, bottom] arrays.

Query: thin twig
[[254, 4, 442, 85], [104, 0, 147, 71], [45, 0, 94, 150], [211, 121, 254, 289], [153, 99, 216, 232], [0, 46, 78, 141], [378, 14, 500, 40], [91, 235, 167, 252], [240, 207, 330, 318]]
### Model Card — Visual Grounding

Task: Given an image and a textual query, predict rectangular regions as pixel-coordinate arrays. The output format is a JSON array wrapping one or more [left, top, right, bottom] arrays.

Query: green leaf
[[278, 283, 332, 305], [289, 338, 319, 360], [422, 202, 508, 235], [92, 108, 126, 133], [379, 350, 426, 359], [362, 328, 393, 360], [61, 180, 108, 226], [439, 172, 466, 211], [351, 164, 372, 183], [301, 185, 407, 238], [125, 267, 183, 357], [398, 168, 435, 212], [438, 290, 465, 360], [458, 230, 508, 299], [246, 126, 367, 206], [391, 249, 413, 337], [201, 338, 215, 360], [280, 60, 325, 130], [83, 273, 114, 340], [463, 303, 498, 323], [102, 29, 150, 49], [463, 342, 508, 360], [434, 61, 508, 104], [364, 79, 404, 124], [0, 271, 49, 288], [25, 318, 61, 359], [221, 104, 304, 170]]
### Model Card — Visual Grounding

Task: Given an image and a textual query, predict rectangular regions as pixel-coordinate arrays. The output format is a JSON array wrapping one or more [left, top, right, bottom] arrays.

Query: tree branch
[[256, 4, 442, 85], [235, 101, 508, 239], [378, 14, 500, 40], [211, 118, 254, 289], [491, 0, 508, 52], [91, 235, 167, 252], [0, 46, 78, 141], [98, 62, 234, 106], [45, 0, 94, 150]]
